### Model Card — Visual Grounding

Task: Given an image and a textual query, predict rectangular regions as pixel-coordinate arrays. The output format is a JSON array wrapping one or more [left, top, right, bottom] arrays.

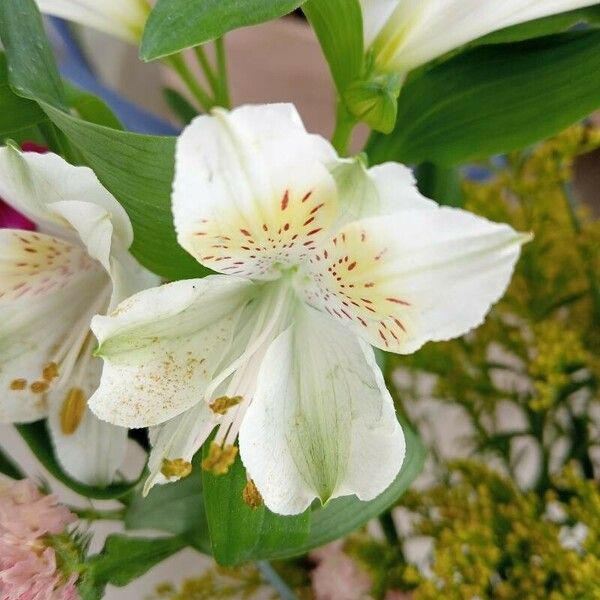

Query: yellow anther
[[242, 479, 263, 509], [60, 388, 86, 435], [160, 458, 193, 479], [209, 395, 242, 415], [201, 442, 238, 475], [42, 362, 59, 382], [10, 379, 27, 391], [30, 381, 49, 394]]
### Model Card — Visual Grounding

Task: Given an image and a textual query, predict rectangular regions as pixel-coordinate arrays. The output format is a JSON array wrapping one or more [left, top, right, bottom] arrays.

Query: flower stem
[[379, 509, 400, 546], [70, 506, 125, 522], [256, 562, 299, 600], [167, 54, 214, 112], [194, 46, 220, 97], [215, 37, 232, 109], [331, 102, 356, 157]]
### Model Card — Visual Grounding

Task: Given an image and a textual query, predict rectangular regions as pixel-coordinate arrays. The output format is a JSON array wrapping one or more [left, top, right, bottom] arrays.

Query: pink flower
[[0, 479, 79, 600]]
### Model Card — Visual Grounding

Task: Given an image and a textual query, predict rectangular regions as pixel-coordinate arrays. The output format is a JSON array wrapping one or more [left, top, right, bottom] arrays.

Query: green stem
[[167, 54, 214, 112], [70, 506, 125, 521], [194, 46, 220, 97], [256, 561, 299, 600], [215, 37, 232, 109], [331, 103, 356, 156], [379, 510, 400, 546]]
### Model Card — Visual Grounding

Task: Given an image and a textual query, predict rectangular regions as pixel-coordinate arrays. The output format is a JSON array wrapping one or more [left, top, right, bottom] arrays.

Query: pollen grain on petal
[[242, 479, 263, 509], [10, 379, 27, 391], [30, 381, 49, 394], [42, 362, 59, 382], [60, 388, 86, 435], [209, 395, 242, 415], [161, 458, 193, 480], [202, 441, 238, 476]]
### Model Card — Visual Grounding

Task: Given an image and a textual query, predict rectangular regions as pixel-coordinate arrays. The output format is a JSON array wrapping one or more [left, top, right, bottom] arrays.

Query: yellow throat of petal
[[161, 458, 193, 480], [60, 388, 87, 435], [201, 441, 238, 476]]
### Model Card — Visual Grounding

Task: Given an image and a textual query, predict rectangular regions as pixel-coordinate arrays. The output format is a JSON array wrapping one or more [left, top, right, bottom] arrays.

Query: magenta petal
[[0, 200, 36, 231]]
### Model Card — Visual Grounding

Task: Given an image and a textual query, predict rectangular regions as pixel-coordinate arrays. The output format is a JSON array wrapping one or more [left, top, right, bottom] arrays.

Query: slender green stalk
[[167, 54, 214, 112], [194, 45, 220, 97], [331, 103, 356, 156], [256, 561, 299, 600], [70, 506, 125, 522], [379, 510, 401, 546], [215, 37, 232, 109]]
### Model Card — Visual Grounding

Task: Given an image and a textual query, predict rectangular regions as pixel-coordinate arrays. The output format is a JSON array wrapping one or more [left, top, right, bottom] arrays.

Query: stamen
[[10, 379, 27, 391], [242, 479, 263, 509], [30, 381, 49, 394], [60, 388, 86, 435], [161, 458, 193, 479], [42, 362, 59, 382], [209, 395, 242, 415], [201, 442, 238, 475]]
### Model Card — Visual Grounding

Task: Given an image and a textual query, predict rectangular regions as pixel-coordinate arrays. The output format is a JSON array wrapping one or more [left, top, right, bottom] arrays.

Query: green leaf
[[0, 54, 47, 139], [474, 5, 600, 46], [141, 0, 304, 61], [125, 464, 211, 554], [81, 534, 187, 598], [65, 84, 124, 130], [15, 422, 141, 499], [368, 31, 600, 166], [0, 0, 67, 109], [203, 451, 310, 566], [163, 87, 199, 125], [0, 444, 24, 480], [302, 0, 363, 93], [42, 105, 206, 280], [415, 162, 463, 208]]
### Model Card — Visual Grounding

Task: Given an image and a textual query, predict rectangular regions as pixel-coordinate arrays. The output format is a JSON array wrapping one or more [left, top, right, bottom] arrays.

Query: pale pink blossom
[[0, 478, 79, 600]]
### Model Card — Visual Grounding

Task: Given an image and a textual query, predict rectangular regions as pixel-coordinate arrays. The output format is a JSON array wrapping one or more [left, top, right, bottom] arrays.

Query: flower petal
[[239, 305, 405, 515], [372, 0, 600, 72], [0, 146, 133, 250], [36, 0, 149, 43], [90, 276, 256, 428], [46, 359, 128, 486], [145, 401, 217, 495], [302, 205, 529, 354], [0, 230, 109, 423], [173, 104, 339, 279]]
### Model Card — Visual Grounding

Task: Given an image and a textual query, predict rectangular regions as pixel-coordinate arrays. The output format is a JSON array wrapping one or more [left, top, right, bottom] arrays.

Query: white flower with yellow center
[[89, 103, 528, 515], [36, 0, 151, 44], [0, 146, 158, 486], [362, 0, 600, 78]]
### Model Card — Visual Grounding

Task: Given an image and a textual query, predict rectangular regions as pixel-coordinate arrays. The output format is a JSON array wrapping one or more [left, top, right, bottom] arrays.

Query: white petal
[[372, 0, 600, 72], [239, 305, 405, 515], [302, 206, 529, 354], [0, 147, 133, 250], [145, 401, 217, 495], [0, 230, 109, 423], [47, 359, 128, 486], [332, 159, 435, 226], [173, 104, 339, 280], [36, 0, 150, 43], [89, 276, 256, 428], [358, 0, 403, 47]]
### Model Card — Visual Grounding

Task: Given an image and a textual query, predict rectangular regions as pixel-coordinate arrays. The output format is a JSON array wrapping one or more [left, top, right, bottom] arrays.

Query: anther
[[242, 479, 263, 509], [201, 442, 238, 475], [60, 388, 86, 435], [30, 381, 49, 394], [10, 379, 27, 391], [42, 362, 59, 382], [209, 395, 242, 415], [161, 458, 193, 480]]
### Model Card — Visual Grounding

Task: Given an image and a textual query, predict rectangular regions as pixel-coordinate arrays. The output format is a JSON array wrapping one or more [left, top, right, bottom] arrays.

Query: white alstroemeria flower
[[362, 0, 600, 77], [36, 0, 151, 44], [0, 146, 158, 486], [89, 103, 528, 515]]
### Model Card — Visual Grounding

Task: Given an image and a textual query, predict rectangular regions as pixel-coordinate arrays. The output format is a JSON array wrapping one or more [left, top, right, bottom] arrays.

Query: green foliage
[[368, 31, 600, 165], [15, 422, 141, 499], [141, 0, 304, 60], [0, 444, 23, 479]]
